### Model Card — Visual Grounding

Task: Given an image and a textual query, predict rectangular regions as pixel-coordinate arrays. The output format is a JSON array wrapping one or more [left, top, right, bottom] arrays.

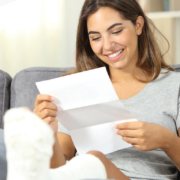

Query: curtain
[[0, 0, 85, 77]]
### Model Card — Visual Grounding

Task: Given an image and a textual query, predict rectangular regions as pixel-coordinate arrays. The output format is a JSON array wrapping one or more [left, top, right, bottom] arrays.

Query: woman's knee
[[87, 150, 104, 157], [86, 150, 107, 165]]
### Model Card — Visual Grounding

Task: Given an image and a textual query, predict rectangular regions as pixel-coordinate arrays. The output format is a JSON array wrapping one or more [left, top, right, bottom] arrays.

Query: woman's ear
[[136, 16, 144, 35]]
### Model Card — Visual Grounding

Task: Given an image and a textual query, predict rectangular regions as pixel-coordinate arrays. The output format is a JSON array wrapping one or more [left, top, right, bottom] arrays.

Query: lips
[[106, 49, 124, 62], [107, 49, 124, 58]]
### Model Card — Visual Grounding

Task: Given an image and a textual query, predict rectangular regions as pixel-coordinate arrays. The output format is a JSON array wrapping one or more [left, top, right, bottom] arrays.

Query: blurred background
[[0, 0, 180, 77]]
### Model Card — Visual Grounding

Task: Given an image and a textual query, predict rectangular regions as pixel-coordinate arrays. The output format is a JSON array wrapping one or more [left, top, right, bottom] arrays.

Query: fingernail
[[51, 97, 55, 101], [115, 124, 118, 129], [115, 129, 119, 134]]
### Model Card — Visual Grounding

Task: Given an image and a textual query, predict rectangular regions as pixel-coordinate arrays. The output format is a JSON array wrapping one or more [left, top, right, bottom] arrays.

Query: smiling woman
[[51, 0, 180, 179], [9, 0, 180, 180], [62, 0, 173, 81]]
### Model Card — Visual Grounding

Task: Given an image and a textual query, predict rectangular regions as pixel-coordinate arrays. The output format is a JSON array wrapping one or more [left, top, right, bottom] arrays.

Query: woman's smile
[[105, 49, 124, 62]]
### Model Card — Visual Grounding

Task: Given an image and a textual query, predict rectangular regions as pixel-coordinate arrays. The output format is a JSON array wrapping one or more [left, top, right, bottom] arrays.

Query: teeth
[[108, 49, 123, 58]]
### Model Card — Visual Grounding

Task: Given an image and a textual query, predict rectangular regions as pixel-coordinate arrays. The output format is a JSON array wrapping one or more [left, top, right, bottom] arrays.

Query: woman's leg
[[87, 151, 130, 180], [4, 108, 130, 180]]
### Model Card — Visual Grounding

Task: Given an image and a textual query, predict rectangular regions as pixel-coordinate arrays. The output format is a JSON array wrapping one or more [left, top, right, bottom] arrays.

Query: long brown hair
[[62, 0, 174, 82]]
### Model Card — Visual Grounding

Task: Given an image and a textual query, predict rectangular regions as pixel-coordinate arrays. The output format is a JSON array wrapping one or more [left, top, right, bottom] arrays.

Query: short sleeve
[[58, 122, 70, 136]]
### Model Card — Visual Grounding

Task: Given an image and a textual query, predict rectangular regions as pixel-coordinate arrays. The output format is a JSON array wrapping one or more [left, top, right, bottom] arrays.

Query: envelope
[[36, 67, 137, 154]]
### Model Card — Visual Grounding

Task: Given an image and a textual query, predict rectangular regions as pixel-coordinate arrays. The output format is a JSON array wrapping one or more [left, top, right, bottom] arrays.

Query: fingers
[[121, 136, 138, 145], [116, 129, 140, 138], [120, 134, 150, 151], [35, 101, 58, 113], [34, 94, 54, 107], [36, 109, 57, 119], [43, 117, 56, 124], [33, 94, 58, 120], [115, 121, 145, 130], [33, 94, 58, 133]]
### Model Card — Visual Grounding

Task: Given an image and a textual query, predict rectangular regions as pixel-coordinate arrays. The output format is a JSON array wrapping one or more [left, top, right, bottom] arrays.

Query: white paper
[[36, 67, 137, 154], [57, 100, 135, 131], [36, 67, 119, 111], [70, 119, 137, 154]]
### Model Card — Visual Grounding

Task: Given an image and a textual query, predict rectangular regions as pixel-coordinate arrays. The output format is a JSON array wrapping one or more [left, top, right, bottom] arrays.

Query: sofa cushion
[[0, 70, 11, 129]]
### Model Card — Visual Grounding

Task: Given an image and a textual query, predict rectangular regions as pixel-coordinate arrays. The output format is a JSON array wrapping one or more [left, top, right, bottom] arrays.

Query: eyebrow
[[88, 23, 123, 35]]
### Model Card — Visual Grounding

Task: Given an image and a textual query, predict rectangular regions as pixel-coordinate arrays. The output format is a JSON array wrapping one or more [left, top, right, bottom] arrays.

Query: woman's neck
[[109, 66, 151, 84]]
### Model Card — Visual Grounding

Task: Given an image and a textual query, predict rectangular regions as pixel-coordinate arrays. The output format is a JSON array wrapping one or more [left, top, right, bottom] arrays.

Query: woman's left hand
[[115, 121, 175, 151]]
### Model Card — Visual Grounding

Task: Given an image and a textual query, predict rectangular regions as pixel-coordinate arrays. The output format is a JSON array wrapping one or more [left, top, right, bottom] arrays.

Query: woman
[[32, 0, 180, 179]]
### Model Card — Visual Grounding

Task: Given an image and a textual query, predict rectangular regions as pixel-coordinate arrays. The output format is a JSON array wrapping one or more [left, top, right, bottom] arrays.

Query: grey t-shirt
[[58, 69, 180, 180]]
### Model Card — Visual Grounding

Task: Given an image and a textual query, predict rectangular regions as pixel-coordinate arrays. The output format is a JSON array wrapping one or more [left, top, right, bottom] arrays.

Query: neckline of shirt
[[120, 68, 169, 103]]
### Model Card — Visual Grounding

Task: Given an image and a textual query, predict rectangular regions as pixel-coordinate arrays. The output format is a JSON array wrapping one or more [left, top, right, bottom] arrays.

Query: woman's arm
[[33, 94, 76, 169], [161, 129, 180, 171], [50, 132, 76, 169]]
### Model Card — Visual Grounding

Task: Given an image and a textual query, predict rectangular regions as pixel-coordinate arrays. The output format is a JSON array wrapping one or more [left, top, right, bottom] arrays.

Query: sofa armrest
[[0, 70, 11, 129], [0, 129, 7, 180]]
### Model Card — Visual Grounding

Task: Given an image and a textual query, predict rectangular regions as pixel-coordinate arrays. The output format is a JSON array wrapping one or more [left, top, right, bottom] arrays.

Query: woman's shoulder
[[153, 68, 180, 86], [158, 68, 180, 79], [146, 69, 180, 96]]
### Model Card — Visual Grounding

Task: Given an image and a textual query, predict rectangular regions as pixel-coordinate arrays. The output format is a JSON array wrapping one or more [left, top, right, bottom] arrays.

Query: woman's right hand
[[33, 94, 58, 133]]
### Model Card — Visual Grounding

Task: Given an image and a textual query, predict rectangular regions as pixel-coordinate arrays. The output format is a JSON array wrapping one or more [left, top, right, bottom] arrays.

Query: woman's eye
[[113, 29, 123, 34], [92, 37, 100, 41]]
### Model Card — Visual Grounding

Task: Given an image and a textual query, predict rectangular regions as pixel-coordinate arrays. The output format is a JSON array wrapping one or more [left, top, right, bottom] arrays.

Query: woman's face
[[87, 7, 144, 71]]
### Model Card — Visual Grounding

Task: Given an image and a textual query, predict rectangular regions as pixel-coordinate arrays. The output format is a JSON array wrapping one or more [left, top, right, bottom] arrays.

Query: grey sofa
[[0, 66, 180, 180]]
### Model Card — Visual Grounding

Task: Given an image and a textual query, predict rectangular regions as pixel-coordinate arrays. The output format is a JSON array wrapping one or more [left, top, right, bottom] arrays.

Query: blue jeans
[[0, 129, 7, 180]]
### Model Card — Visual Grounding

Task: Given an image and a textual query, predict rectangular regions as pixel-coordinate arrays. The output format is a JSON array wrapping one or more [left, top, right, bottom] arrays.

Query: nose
[[103, 37, 115, 51]]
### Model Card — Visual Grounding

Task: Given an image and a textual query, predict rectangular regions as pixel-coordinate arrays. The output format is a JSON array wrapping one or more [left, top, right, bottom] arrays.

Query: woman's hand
[[115, 121, 175, 151], [33, 94, 58, 134]]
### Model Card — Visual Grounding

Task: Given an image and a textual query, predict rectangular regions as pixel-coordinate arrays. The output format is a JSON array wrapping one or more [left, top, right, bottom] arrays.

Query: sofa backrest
[[10, 67, 74, 110], [172, 64, 180, 72], [0, 70, 11, 129], [10, 65, 180, 108]]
